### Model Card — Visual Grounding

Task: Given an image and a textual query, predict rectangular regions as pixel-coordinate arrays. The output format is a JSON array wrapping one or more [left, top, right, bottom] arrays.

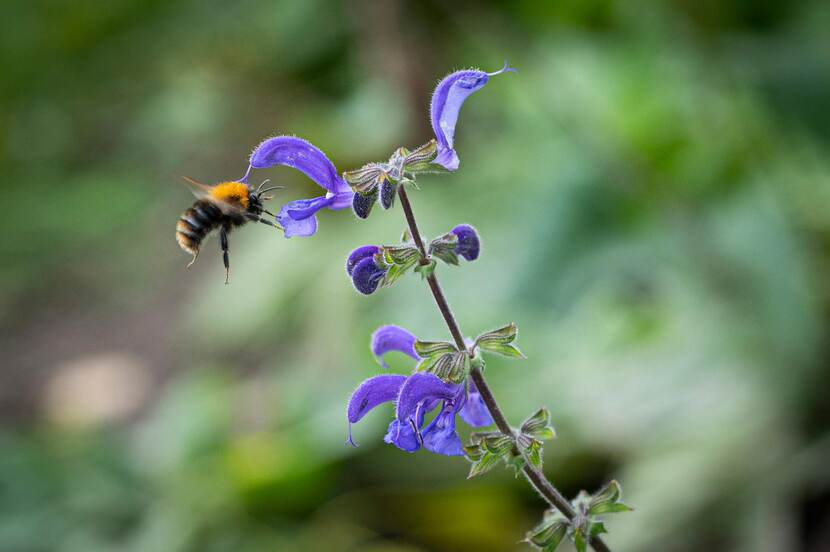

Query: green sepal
[[402, 140, 438, 174], [429, 232, 460, 266], [572, 528, 587, 552], [588, 480, 633, 515], [343, 163, 388, 193], [589, 521, 607, 538], [427, 351, 468, 383], [475, 323, 526, 359], [467, 450, 502, 478], [381, 262, 408, 287], [469, 431, 502, 444], [523, 438, 543, 470], [401, 228, 412, 243], [463, 443, 484, 462], [481, 434, 513, 455], [527, 518, 569, 551], [521, 407, 557, 441], [414, 259, 436, 279], [475, 322, 518, 346], [478, 342, 525, 359], [413, 340, 456, 358], [505, 452, 526, 477], [382, 245, 420, 266]]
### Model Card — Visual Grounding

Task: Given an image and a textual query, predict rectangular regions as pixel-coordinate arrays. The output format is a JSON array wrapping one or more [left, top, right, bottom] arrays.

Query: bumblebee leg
[[247, 214, 280, 229], [186, 250, 199, 268], [219, 226, 230, 285]]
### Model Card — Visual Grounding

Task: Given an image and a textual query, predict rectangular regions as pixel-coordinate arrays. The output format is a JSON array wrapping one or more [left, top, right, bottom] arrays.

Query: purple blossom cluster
[[239, 63, 514, 237], [346, 325, 492, 456]]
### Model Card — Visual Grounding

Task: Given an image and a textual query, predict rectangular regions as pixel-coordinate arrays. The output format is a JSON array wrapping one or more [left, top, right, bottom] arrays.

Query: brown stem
[[396, 184, 611, 552]]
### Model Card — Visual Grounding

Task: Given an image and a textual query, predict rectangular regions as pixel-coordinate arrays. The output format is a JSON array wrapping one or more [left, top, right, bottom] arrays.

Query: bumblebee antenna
[[258, 185, 284, 195]]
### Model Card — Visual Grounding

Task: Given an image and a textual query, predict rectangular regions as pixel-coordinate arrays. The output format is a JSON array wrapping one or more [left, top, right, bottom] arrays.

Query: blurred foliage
[[2, 0, 830, 551]]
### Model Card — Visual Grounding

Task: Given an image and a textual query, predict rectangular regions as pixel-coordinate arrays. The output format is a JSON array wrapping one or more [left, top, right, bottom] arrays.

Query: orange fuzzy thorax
[[209, 181, 250, 209]]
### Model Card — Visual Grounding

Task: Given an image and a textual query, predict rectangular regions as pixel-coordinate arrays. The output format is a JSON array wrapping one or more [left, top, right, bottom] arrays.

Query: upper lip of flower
[[429, 61, 516, 172]]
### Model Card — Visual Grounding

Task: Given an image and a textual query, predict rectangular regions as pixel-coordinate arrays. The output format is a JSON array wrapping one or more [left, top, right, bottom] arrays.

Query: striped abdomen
[[176, 199, 223, 255]]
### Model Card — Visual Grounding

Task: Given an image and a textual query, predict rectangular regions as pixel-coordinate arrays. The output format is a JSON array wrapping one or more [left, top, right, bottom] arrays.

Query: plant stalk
[[396, 184, 611, 552]]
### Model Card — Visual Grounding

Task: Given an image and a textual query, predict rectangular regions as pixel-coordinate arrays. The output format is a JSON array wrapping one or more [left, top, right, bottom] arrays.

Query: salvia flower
[[346, 326, 493, 456], [451, 224, 480, 261], [346, 245, 387, 295], [248, 136, 353, 237], [430, 61, 516, 171]]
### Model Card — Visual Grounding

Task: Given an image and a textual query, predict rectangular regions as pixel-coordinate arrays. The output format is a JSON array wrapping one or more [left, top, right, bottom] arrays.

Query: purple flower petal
[[346, 245, 380, 277], [371, 325, 421, 369], [395, 373, 460, 425], [421, 405, 463, 456], [276, 201, 319, 238], [384, 419, 421, 452], [459, 385, 493, 427], [451, 224, 480, 261], [351, 257, 386, 295], [346, 374, 407, 446], [249, 136, 347, 194], [286, 196, 334, 220], [430, 62, 515, 171], [328, 190, 355, 211]]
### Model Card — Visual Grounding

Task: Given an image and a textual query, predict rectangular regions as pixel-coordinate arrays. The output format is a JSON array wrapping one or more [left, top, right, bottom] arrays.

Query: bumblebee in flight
[[176, 177, 281, 284]]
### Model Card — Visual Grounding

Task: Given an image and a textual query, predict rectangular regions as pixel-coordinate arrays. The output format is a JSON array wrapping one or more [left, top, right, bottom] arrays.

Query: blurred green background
[[2, 1, 830, 550]]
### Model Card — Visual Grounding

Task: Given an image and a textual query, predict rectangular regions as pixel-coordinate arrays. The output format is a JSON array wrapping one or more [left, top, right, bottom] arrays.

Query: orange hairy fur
[[209, 181, 250, 209]]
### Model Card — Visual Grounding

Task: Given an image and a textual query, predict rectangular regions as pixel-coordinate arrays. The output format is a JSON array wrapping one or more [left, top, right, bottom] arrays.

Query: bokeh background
[[2, 1, 830, 551]]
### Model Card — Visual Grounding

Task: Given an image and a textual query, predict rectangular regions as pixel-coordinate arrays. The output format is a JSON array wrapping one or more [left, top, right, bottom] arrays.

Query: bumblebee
[[176, 177, 281, 284]]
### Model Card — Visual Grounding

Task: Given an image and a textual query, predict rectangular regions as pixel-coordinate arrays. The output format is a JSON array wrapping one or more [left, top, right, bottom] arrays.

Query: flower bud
[[451, 224, 480, 261], [351, 256, 387, 295], [379, 178, 398, 210], [352, 187, 379, 219], [346, 245, 380, 276]]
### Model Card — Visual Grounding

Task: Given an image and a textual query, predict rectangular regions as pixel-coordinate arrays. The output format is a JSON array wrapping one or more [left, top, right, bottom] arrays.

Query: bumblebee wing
[[179, 176, 248, 216], [180, 175, 214, 198]]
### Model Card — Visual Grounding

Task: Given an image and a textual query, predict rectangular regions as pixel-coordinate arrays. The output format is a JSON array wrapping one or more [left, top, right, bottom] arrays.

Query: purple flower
[[248, 136, 354, 237], [451, 224, 480, 261], [346, 245, 387, 295], [371, 325, 420, 368], [345, 326, 494, 456], [430, 61, 516, 171]]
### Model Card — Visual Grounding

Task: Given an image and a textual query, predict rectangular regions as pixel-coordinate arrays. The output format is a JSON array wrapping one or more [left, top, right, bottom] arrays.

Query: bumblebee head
[[249, 179, 282, 216]]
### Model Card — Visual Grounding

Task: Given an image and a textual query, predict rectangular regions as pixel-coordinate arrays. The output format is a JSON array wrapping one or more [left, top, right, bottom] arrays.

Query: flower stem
[[396, 185, 612, 552]]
